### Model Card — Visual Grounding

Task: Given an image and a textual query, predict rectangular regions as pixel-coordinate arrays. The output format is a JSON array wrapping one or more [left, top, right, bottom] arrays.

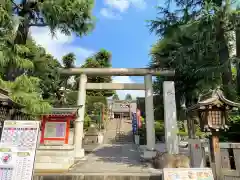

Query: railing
[[218, 143, 240, 179], [201, 142, 240, 180]]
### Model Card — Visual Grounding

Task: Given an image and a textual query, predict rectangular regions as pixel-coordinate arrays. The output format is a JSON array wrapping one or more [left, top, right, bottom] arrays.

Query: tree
[[0, 0, 96, 114], [1, 0, 95, 81], [112, 94, 119, 100], [82, 49, 114, 97], [62, 53, 76, 68], [125, 94, 132, 101], [149, 0, 240, 107]]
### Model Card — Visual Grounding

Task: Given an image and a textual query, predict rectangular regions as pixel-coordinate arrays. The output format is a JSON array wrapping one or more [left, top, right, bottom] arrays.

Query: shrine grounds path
[[68, 118, 161, 174]]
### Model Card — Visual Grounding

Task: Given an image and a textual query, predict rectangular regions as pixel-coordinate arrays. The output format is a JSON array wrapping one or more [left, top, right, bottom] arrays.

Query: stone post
[[144, 74, 155, 157], [74, 73, 87, 159], [163, 81, 179, 154]]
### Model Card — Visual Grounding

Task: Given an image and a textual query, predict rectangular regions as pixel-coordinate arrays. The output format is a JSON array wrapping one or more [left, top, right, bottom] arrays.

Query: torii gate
[[60, 68, 177, 159]]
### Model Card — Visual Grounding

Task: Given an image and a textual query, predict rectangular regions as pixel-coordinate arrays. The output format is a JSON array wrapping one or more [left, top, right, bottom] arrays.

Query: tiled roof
[[44, 107, 79, 116], [188, 89, 240, 111]]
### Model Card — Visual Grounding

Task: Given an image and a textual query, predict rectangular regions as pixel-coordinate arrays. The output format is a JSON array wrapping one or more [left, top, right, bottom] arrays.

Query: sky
[[30, 0, 163, 100]]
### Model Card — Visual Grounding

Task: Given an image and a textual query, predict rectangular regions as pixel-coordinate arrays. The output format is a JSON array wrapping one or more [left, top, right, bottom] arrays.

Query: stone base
[[98, 132, 104, 144], [35, 145, 75, 172], [74, 148, 85, 160], [141, 150, 157, 160]]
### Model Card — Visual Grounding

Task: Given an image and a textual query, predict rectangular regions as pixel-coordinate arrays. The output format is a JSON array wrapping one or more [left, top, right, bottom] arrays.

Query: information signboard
[[0, 120, 40, 180], [163, 168, 214, 180], [44, 122, 66, 138]]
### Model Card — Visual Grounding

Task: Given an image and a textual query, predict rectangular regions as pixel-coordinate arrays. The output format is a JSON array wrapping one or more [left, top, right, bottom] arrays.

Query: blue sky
[[30, 0, 240, 99], [31, 0, 162, 99], [72, 0, 161, 83], [75, 0, 158, 68]]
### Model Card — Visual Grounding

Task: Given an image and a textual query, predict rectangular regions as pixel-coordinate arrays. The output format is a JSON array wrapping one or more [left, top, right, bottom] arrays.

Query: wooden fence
[[202, 142, 240, 180], [217, 143, 240, 180]]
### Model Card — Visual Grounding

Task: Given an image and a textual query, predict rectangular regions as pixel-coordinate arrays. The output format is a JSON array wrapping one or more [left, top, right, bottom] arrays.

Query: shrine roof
[[0, 88, 23, 108], [188, 89, 240, 111], [43, 107, 79, 116]]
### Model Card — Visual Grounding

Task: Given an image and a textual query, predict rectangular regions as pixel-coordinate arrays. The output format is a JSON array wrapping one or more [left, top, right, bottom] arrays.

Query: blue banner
[[132, 113, 138, 134]]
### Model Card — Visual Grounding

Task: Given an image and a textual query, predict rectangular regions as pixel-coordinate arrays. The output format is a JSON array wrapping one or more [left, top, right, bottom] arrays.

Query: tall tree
[[62, 53, 76, 68], [125, 94, 132, 101], [149, 0, 240, 105], [2, 0, 95, 81], [82, 49, 114, 97], [0, 0, 96, 114], [112, 94, 119, 100]]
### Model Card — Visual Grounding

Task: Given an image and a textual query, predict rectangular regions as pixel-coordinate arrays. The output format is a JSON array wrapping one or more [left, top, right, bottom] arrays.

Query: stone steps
[[33, 173, 162, 180]]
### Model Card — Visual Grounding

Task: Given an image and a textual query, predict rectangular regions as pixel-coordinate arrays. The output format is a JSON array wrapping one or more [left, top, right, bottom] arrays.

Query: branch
[[10, 0, 22, 10], [29, 23, 48, 27]]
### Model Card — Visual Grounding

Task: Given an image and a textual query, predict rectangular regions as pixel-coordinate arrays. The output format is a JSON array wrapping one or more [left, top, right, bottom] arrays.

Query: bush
[[84, 115, 92, 129]]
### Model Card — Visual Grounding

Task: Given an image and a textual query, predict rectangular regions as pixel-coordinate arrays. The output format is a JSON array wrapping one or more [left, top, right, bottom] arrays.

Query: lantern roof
[[188, 89, 240, 111]]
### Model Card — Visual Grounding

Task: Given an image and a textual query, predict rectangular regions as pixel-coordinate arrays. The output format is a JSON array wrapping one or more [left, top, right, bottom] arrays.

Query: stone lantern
[[188, 88, 240, 180]]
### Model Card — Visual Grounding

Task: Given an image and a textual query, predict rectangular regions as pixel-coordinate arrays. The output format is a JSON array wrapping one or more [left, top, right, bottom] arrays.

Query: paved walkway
[[69, 119, 161, 174]]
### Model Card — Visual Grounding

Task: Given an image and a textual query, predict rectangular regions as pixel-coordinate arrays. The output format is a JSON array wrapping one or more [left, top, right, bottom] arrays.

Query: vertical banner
[[132, 113, 138, 134], [136, 109, 142, 128]]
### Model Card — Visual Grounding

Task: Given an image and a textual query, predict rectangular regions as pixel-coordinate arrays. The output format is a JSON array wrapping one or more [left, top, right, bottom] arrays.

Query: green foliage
[[112, 94, 119, 100], [82, 49, 114, 97], [84, 114, 92, 129], [125, 94, 132, 101], [41, 0, 95, 36], [62, 53, 76, 68], [0, 75, 51, 114], [149, 0, 240, 122], [0, 0, 96, 115]]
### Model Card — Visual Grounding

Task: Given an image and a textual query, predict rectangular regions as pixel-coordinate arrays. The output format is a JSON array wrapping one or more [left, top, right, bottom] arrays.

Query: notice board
[[0, 120, 39, 180], [163, 168, 214, 180]]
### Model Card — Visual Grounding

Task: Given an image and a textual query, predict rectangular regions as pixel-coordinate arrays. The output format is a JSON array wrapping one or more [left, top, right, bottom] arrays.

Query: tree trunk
[[236, 27, 240, 96], [216, 22, 233, 100]]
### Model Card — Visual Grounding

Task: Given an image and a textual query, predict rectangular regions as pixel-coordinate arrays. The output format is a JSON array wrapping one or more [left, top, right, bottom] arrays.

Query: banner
[[136, 109, 142, 128], [132, 113, 138, 134]]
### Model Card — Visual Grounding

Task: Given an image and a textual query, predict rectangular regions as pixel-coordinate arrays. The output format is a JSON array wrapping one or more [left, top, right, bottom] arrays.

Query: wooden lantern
[[188, 89, 240, 180], [188, 89, 239, 132]]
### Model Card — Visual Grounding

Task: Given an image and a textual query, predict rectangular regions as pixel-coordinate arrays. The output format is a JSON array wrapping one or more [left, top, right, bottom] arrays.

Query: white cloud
[[130, 0, 147, 9], [101, 0, 147, 19], [112, 76, 145, 100], [104, 0, 130, 12], [100, 8, 122, 20], [30, 27, 94, 66]]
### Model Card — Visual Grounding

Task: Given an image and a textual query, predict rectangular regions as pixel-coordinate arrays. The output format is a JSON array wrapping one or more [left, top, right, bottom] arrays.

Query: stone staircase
[[104, 118, 133, 144]]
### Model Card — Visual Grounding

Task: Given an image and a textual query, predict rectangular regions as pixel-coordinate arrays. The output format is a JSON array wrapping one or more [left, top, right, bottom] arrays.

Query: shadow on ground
[[91, 143, 147, 167]]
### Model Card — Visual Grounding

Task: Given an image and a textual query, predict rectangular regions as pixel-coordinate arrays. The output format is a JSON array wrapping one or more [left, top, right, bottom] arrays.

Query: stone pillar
[[144, 74, 155, 157], [163, 81, 179, 154], [74, 74, 87, 159]]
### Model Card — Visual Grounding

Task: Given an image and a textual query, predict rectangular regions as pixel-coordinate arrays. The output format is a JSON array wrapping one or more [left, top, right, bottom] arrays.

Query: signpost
[[0, 120, 39, 180]]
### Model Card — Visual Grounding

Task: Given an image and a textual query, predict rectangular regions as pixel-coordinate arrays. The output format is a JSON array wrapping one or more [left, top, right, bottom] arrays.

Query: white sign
[[0, 120, 40, 180], [44, 122, 66, 138], [163, 168, 214, 180]]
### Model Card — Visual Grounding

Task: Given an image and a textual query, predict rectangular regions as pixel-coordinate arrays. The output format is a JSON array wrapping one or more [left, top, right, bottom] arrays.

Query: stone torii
[[59, 68, 178, 159]]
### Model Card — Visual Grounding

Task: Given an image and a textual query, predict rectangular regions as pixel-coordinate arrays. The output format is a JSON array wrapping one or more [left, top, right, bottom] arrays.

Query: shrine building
[[107, 100, 137, 119]]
